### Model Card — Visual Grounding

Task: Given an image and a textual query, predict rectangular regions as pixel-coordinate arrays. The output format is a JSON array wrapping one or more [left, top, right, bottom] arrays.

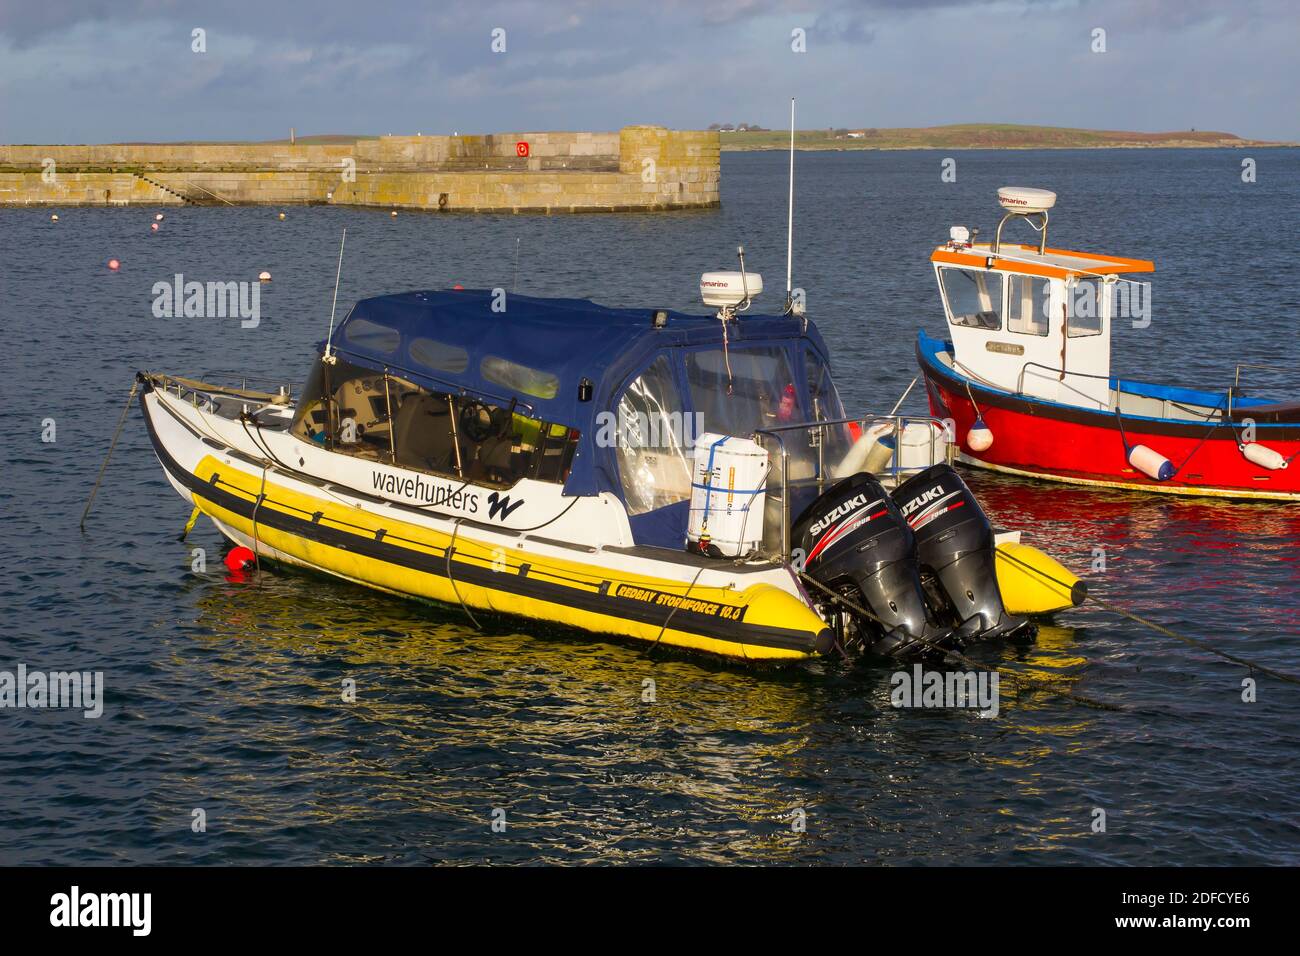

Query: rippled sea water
[[1, 149, 1297, 865]]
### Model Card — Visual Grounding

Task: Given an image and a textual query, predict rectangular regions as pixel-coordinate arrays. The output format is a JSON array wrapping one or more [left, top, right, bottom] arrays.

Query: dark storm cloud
[[0, 0, 1295, 141]]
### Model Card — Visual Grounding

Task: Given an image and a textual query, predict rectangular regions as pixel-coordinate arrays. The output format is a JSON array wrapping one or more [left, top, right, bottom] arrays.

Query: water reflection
[[148, 558, 1108, 862]]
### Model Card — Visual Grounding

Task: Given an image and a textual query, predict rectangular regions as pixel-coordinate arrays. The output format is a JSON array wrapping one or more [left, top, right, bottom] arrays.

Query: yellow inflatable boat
[[139, 284, 1084, 664]]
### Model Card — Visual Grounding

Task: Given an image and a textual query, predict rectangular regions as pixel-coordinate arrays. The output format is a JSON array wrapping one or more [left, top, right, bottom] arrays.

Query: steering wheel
[[459, 401, 495, 443]]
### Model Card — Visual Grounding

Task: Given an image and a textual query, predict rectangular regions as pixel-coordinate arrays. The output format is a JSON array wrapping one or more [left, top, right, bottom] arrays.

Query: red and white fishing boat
[[917, 187, 1300, 501]]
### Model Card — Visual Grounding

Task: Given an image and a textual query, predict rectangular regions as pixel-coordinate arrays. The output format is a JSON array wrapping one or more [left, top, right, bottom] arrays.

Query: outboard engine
[[891, 464, 1035, 642], [792, 473, 957, 660]]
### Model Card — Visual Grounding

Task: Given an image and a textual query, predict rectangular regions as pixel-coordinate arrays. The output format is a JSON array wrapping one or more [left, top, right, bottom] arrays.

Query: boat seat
[[392, 392, 456, 472], [472, 407, 520, 481]]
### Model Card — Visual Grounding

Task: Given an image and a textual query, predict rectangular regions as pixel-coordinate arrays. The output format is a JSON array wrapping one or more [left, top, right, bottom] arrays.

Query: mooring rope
[[250, 460, 268, 578], [1112, 398, 1226, 479], [993, 546, 1300, 687], [646, 564, 708, 660], [445, 519, 482, 631], [80, 380, 139, 531]]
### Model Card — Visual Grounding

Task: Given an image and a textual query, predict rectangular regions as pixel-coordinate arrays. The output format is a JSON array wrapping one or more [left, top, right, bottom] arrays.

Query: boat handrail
[[1013, 360, 1270, 419], [1231, 363, 1294, 418], [1013, 360, 1120, 409], [148, 371, 293, 407], [755, 413, 951, 562]]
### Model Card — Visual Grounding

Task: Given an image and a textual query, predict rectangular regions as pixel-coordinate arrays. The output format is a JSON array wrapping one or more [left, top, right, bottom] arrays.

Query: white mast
[[785, 97, 795, 312], [323, 227, 347, 363]]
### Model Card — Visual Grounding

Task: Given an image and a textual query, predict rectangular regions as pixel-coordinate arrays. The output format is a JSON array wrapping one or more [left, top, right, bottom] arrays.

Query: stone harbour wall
[[0, 127, 720, 212]]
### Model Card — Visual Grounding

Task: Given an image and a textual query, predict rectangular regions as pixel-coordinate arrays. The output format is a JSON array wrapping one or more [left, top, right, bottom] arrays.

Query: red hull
[[920, 354, 1300, 501]]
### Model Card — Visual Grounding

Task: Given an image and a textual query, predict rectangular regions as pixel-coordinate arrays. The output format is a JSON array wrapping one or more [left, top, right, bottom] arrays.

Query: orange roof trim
[[931, 243, 1155, 280]]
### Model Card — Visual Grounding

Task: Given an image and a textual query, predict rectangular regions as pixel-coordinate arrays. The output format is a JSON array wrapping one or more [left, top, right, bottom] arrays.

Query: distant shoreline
[[718, 123, 1294, 152]]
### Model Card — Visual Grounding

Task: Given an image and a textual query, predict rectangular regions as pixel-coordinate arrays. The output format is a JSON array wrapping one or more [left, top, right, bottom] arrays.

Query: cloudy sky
[[0, 0, 1295, 143]]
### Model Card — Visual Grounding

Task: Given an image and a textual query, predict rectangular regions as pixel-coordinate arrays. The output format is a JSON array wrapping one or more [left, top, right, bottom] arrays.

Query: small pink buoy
[[150, 222, 159, 232], [107, 258, 120, 271], [224, 546, 256, 572], [452, 284, 464, 290], [967, 415, 994, 452]]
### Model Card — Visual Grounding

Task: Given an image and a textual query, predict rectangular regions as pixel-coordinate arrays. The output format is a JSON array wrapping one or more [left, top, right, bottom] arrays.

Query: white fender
[[863, 436, 896, 475], [1128, 444, 1175, 481], [1241, 442, 1288, 471], [834, 422, 894, 478]]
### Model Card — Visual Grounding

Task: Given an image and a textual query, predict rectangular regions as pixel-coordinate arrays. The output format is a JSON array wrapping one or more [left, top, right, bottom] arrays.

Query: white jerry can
[[687, 433, 768, 557]]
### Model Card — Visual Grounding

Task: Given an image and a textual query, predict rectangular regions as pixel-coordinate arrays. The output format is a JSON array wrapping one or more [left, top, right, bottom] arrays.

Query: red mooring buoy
[[223, 546, 256, 572]]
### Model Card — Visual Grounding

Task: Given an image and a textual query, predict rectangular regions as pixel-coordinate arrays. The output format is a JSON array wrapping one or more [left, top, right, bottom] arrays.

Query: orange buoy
[[258, 271, 272, 282], [108, 258, 120, 271]]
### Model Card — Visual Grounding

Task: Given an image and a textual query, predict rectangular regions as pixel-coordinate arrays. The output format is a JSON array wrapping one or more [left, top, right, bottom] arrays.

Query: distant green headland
[[716, 123, 1292, 151]]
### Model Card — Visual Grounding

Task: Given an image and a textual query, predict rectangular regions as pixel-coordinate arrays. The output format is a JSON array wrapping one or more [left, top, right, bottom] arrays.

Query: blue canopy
[[327, 289, 833, 499]]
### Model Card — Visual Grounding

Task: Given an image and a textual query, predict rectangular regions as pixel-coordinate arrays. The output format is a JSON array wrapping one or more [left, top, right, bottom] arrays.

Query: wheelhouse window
[[614, 355, 692, 516], [1006, 274, 1051, 336], [940, 267, 1002, 330], [290, 355, 578, 487], [685, 345, 803, 438], [1066, 278, 1105, 337]]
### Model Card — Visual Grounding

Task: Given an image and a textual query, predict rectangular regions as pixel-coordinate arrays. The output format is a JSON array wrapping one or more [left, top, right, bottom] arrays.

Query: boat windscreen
[[685, 345, 805, 438], [612, 355, 693, 516]]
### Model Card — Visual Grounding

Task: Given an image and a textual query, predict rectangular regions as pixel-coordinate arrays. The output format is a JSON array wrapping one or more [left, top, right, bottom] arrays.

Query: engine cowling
[[891, 464, 1035, 642], [792, 473, 954, 659]]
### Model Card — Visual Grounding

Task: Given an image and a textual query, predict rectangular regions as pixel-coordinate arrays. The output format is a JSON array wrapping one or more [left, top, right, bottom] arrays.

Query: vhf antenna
[[323, 227, 347, 364], [784, 97, 795, 315]]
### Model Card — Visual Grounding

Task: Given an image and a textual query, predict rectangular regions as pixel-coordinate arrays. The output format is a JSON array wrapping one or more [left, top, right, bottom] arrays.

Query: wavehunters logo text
[[810, 492, 873, 537], [372, 471, 479, 513]]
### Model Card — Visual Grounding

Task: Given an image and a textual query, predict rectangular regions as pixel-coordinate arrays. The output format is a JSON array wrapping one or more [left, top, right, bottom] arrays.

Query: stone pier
[[0, 127, 720, 213]]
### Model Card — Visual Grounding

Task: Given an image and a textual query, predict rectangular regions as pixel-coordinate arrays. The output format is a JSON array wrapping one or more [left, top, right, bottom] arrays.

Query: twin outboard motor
[[894, 464, 1034, 643], [792, 473, 951, 659], [793, 463, 1034, 660]]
